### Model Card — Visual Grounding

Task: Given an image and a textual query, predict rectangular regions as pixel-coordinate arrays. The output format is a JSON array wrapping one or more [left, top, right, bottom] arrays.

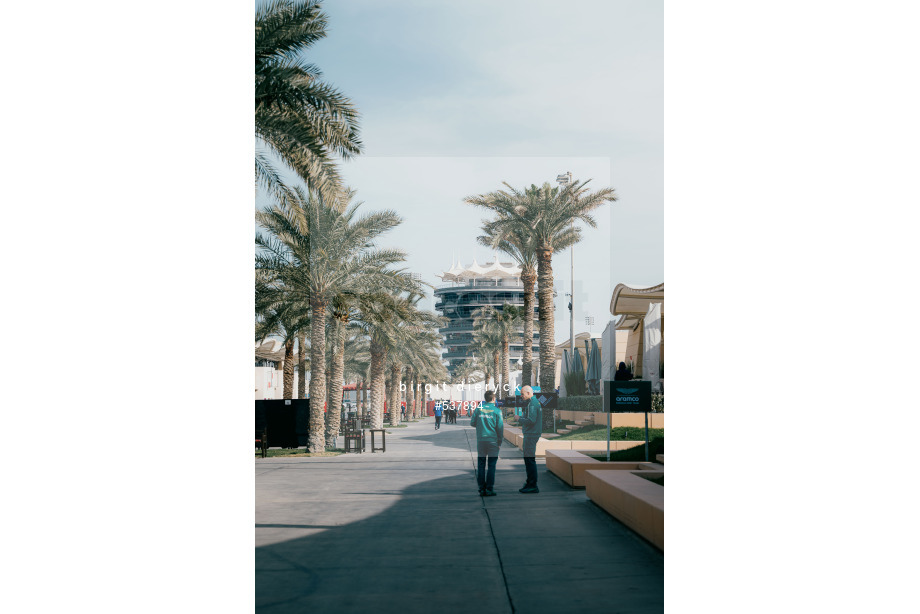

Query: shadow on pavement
[[256, 471, 663, 613]]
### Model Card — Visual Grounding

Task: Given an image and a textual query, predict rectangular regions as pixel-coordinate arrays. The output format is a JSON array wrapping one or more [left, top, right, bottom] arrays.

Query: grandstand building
[[434, 256, 540, 375]]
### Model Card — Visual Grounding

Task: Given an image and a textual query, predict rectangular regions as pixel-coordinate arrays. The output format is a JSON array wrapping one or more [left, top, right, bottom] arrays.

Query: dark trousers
[[435, 415, 441, 428], [523, 457, 538, 487], [522, 435, 539, 487], [477, 442, 500, 490]]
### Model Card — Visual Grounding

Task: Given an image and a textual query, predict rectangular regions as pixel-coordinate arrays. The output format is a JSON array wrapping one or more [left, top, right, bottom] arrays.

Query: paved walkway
[[256, 415, 663, 613]]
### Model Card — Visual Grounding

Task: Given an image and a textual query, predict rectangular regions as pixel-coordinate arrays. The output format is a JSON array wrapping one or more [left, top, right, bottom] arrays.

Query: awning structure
[[554, 332, 597, 358], [609, 283, 664, 330], [255, 339, 287, 362]]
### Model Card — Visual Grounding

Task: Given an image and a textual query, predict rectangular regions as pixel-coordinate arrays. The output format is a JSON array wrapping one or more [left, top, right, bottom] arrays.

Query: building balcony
[[436, 295, 526, 308], [436, 279, 524, 291]]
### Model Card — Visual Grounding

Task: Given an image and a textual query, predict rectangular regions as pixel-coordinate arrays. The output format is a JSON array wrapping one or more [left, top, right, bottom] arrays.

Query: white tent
[[643, 303, 662, 392], [558, 348, 571, 397], [601, 319, 617, 382]]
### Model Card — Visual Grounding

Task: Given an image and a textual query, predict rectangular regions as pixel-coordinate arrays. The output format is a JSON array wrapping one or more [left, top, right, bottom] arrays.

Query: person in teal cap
[[518, 385, 542, 493], [470, 390, 503, 496]]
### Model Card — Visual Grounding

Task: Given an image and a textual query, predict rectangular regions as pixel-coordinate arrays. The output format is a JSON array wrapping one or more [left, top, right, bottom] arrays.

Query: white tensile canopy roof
[[437, 254, 521, 282], [609, 282, 665, 330]]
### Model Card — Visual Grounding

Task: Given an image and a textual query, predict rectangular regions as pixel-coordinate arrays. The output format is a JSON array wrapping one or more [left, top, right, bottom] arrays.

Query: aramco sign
[[603, 380, 652, 413]]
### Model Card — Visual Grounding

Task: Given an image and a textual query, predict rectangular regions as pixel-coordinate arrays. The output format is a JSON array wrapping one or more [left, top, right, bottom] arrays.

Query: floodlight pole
[[557, 172, 574, 441]]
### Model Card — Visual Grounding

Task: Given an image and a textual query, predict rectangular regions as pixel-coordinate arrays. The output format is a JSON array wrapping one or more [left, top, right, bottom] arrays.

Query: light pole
[[557, 172, 572, 437], [556, 172, 574, 360]]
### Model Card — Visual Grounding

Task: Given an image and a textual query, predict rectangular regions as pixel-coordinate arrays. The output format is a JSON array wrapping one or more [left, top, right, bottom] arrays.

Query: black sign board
[[255, 399, 311, 447], [603, 380, 651, 413]]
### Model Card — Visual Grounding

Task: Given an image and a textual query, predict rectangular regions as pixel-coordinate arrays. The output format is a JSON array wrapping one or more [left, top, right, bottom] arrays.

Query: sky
[[258, 0, 663, 345]]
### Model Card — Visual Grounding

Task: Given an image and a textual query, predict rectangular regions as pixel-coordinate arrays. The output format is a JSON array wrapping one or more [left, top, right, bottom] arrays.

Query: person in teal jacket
[[470, 390, 503, 496], [518, 385, 542, 493]]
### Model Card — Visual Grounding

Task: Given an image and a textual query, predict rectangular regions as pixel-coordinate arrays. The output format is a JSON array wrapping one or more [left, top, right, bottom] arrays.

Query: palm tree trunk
[[325, 316, 347, 449], [297, 333, 307, 399], [307, 298, 328, 453], [405, 366, 415, 421], [388, 361, 402, 427], [537, 247, 556, 392], [501, 335, 511, 399], [283, 339, 295, 399], [493, 353, 500, 393], [521, 269, 536, 387], [370, 339, 387, 429]]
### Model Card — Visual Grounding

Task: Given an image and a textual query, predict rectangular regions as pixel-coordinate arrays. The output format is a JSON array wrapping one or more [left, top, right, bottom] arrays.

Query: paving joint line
[[466, 428, 516, 613]]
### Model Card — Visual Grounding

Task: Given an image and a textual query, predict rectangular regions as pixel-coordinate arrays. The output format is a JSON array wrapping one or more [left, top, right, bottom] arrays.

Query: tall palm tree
[[473, 304, 524, 398], [412, 351, 449, 419], [256, 0, 362, 203], [353, 291, 414, 429], [323, 296, 369, 447], [451, 359, 478, 388], [466, 180, 617, 392], [476, 219, 538, 387], [381, 293, 444, 426], [256, 187, 421, 452], [470, 321, 503, 392]]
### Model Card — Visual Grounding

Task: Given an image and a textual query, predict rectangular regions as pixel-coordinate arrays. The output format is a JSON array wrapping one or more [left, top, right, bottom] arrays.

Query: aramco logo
[[538, 395, 549, 406], [615, 387, 640, 403]]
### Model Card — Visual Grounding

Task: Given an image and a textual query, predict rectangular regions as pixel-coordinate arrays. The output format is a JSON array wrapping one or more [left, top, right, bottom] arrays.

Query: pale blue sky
[[259, 0, 663, 344]]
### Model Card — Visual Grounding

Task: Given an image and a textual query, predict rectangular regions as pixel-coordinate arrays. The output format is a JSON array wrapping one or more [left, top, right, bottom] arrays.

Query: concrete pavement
[[256, 415, 663, 613]]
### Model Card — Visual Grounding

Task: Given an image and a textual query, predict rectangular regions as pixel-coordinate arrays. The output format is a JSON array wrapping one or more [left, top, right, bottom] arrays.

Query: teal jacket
[[519, 396, 542, 437], [471, 403, 503, 446]]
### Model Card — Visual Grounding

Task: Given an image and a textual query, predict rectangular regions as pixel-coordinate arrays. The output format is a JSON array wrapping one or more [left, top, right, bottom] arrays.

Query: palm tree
[[381, 293, 444, 426], [476, 219, 538, 387], [404, 364, 416, 420], [412, 352, 449, 419], [473, 304, 524, 398], [323, 296, 369, 447], [353, 291, 413, 429], [470, 320, 503, 392], [343, 333, 370, 411], [256, 187, 421, 452], [465, 180, 617, 392], [256, 0, 362, 203], [451, 359, 479, 388]]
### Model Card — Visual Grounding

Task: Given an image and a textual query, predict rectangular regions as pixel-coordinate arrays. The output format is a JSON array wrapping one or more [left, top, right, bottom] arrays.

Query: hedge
[[559, 392, 664, 413], [558, 395, 603, 412]]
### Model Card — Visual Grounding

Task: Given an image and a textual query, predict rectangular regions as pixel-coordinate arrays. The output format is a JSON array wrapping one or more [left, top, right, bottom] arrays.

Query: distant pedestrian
[[518, 385, 542, 493], [470, 390, 503, 496], [434, 403, 443, 429], [614, 362, 633, 381]]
